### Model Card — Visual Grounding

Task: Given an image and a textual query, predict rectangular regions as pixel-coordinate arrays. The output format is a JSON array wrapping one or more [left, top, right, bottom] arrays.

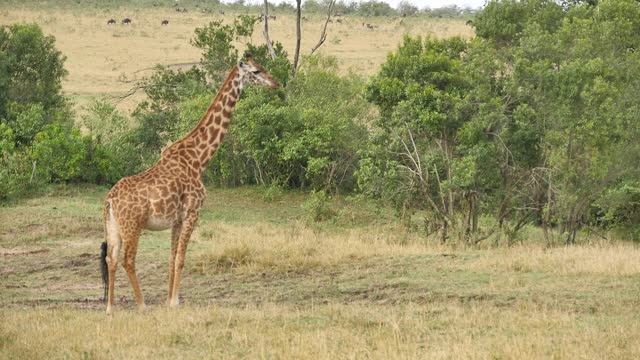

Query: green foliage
[[358, 1, 396, 16], [31, 124, 87, 183], [4, 102, 47, 146], [302, 190, 338, 222], [473, 0, 564, 46], [0, 24, 67, 122], [82, 101, 128, 144], [0, 123, 25, 198], [222, 55, 369, 192], [192, 15, 258, 83], [81, 101, 141, 184], [359, 0, 640, 243], [359, 36, 472, 238], [0, 23, 88, 200]]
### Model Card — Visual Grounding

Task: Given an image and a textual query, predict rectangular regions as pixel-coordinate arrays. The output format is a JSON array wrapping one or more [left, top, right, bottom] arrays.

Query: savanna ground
[[2, 4, 640, 359], [1, 185, 640, 358]]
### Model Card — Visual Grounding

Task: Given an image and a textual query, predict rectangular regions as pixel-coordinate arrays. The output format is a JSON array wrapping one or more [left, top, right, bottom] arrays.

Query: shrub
[[31, 124, 87, 183]]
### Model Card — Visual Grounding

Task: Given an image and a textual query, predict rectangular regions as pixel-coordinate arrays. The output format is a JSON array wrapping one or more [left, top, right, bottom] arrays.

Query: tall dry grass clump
[[468, 242, 640, 275], [192, 221, 446, 275]]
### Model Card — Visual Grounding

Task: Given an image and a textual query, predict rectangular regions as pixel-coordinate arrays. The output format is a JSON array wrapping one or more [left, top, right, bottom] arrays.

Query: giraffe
[[101, 55, 279, 314]]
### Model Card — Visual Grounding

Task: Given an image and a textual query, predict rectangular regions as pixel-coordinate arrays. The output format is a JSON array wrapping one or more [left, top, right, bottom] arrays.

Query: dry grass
[[468, 244, 640, 276], [0, 6, 473, 112], [1, 186, 640, 359], [2, 302, 639, 359], [192, 221, 436, 275]]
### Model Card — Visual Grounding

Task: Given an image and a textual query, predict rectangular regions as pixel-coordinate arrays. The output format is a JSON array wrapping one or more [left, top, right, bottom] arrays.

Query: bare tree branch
[[108, 85, 145, 105], [310, 0, 336, 55], [107, 83, 180, 105], [292, 0, 302, 75], [262, 0, 276, 60]]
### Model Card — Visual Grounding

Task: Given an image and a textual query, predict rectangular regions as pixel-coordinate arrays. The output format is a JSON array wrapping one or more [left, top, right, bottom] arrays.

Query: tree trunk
[[262, 0, 276, 60], [292, 0, 302, 75], [441, 219, 448, 243]]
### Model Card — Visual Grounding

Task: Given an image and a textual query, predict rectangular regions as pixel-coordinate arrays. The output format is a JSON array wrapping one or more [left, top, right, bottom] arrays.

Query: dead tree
[[262, 0, 276, 60], [309, 0, 336, 56], [293, 0, 302, 73]]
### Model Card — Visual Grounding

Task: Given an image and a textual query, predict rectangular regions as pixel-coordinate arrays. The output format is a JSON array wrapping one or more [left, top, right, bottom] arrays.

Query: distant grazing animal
[[161, 19, 169, 25], [336, 18, 343, 24], [219, 10, 225, 15], [366, 23, 375, 29], [465, 19, 473, 26], [175, 7, 187, 12], [100, 55, 280, 315], [268, 15, 276, 20], [107, 19, 116, 25], [122, 18, 132, 24]]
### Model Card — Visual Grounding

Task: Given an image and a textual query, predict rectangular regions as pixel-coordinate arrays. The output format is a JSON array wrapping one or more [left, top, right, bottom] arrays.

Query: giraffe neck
[[161, 66, 243, 174]]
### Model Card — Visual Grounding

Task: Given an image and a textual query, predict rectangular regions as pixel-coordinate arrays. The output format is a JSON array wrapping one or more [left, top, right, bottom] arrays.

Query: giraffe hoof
[[169, 298, 180, 308], [138, 303, 147, 312]]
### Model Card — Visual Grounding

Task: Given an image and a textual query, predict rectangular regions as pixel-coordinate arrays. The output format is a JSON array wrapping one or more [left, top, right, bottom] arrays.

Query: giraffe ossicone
[[101, 55, 279, 314]]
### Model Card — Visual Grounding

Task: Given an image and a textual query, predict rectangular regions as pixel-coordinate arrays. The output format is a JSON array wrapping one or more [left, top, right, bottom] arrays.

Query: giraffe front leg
[[169, 210, 199, 308], [167, 222, 181, 305]]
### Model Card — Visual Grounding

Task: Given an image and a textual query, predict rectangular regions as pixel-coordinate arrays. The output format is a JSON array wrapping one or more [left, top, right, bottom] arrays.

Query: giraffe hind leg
[[120, 226, 146, 311], [105, 203, 121, 315]]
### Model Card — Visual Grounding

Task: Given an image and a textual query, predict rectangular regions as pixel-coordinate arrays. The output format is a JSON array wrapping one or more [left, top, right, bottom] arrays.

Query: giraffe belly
[[144, 216, 174, 231]]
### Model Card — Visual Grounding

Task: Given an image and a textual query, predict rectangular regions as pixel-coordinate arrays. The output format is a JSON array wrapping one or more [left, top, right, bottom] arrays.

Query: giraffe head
[[238, 55, 280, 89]]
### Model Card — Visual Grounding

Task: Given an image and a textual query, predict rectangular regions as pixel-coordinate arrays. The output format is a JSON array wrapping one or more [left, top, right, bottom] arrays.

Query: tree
[[0, 23, 69, 143], [359, 36, 472, 242], [359, 0, 640, 244], [0, 24, 80, 199]]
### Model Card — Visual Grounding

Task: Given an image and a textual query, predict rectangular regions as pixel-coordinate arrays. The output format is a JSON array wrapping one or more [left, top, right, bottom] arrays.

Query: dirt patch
[[0, 248, 50, 256]]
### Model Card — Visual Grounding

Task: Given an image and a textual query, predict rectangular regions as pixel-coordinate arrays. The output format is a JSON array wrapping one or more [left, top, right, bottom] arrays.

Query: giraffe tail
[[100, 241, 108, 302], [100, 199, 111, 303]]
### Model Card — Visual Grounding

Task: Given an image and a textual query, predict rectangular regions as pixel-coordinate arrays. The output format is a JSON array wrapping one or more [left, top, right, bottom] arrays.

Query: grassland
[[1, 185, 640, 358], [0, 5, 473, 113]]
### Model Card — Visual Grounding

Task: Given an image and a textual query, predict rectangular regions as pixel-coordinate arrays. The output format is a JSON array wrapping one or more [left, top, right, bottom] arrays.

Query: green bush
[[224, 55, 370, 192], [31, 124, 87, 183], [302, 190, 337, 222], [0, 23, 84, 199]]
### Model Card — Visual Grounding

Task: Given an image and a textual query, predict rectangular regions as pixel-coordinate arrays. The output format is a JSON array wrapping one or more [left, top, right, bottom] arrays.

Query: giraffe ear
[[238, 60, 245, 67]]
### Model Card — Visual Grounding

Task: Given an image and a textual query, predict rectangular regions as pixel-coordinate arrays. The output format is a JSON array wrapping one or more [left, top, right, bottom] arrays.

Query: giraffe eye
[[252, 70, 261, 74]]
